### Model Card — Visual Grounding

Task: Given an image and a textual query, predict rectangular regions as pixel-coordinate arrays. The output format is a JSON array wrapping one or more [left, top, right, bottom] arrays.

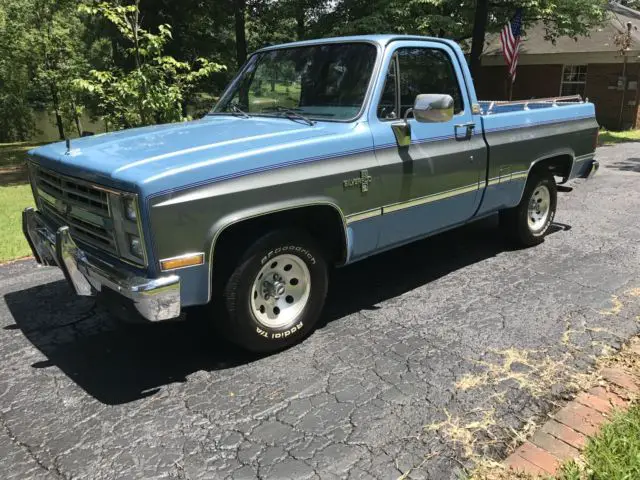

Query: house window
[[560, 65, 587, 97]]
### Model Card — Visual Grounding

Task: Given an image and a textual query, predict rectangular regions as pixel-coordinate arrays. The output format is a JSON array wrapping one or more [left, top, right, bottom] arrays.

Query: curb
[[0, 255, 34, 267], [503, 365, 638, 477]]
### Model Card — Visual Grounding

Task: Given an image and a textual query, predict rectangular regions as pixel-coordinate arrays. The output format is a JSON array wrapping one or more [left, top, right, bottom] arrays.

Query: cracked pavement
[[2, 143, 640, 479]]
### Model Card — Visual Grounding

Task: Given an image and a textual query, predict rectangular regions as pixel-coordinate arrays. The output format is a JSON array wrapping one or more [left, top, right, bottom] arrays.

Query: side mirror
[[413, 94, 455, 123], [391, 94, 455, 147]]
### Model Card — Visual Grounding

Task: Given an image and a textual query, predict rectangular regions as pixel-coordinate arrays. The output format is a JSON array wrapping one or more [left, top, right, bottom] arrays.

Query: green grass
[[556, 402, 640, 480], [599, 129, 640, 146], [247, 81, 303, 111], [0, 184, 34, 263]]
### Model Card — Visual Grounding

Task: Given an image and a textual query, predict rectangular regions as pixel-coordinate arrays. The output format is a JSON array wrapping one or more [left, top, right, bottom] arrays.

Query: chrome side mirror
[[413, 94, 455, 123], [391, 94, 455, 147]]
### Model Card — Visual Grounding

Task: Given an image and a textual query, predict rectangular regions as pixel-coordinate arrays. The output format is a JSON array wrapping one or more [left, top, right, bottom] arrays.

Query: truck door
[[368, 40, 487, 249]]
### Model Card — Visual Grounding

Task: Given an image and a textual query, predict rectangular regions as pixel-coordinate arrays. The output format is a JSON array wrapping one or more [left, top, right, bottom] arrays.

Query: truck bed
[[478, 95, 585, 115], [474, 95, 599, 216]]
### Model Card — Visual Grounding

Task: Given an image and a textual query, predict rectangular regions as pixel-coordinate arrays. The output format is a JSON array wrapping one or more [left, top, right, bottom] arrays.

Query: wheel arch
[[529, 151, 574, 180], [205, 198, 348, 302], [513, 151, 574, 206]]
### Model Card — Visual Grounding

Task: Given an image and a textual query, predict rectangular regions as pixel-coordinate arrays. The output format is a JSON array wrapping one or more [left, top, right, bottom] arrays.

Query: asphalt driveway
[[1, 143, 640, 480]]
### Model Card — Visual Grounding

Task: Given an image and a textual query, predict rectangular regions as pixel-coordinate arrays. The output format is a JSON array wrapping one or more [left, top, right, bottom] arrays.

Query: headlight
[[123, 197, 138, 222], [129, 235, 143, 258]]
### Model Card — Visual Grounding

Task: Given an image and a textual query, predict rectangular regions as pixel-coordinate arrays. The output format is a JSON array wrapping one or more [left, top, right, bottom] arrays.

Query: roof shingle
[[483, 2, 640, 56]]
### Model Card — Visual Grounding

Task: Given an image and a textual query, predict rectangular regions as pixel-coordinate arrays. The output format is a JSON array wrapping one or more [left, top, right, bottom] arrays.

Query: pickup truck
[[23, 35, 599, 352]]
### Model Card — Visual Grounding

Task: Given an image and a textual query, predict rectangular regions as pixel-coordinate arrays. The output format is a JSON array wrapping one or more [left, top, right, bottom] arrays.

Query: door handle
[[455, 122, 476, 135]]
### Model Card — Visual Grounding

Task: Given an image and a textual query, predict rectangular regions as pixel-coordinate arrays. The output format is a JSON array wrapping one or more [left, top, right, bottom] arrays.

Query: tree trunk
[[71, 99, 83, 137], [49, 84, 65, 140], [234, 0, 247, 68], [296, 5, 305, 40], [74, 113, 83, 137], [470, 0, 489, 81], [619, 55, 628, 130], [131, 0, 148, 125]]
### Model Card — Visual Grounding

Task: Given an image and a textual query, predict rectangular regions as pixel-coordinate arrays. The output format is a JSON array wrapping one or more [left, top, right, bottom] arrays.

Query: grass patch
[[599, 129, 640, 146], [556, 403, 640, 480], [0, 184, 34, 262]]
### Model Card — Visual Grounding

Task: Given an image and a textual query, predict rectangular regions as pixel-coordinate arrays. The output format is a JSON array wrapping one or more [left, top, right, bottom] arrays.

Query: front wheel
[[217, 229, 328, 353], [500, 170, 557, 247]]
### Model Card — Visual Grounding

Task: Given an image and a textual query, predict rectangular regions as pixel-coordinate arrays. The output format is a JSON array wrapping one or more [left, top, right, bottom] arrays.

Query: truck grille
[[31, 165, 118, 255]]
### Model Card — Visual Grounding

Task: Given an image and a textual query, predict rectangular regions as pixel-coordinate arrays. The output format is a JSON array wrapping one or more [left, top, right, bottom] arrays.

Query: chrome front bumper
[[22, 207, 181, 322]]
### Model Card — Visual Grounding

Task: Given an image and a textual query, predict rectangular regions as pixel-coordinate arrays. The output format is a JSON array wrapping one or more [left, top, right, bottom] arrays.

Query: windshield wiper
[[262, 106, 315, 126], [229, 103, 250, 118]]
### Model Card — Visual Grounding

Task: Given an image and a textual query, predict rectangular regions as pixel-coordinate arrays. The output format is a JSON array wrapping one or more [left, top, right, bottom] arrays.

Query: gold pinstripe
[[347, 172, 531, 224], [345, 208, 382, 224], [382, 182, 483, 215]]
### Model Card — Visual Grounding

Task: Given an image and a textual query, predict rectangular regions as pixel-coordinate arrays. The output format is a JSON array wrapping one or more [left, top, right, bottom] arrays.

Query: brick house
[[475, 2, 640, 130]]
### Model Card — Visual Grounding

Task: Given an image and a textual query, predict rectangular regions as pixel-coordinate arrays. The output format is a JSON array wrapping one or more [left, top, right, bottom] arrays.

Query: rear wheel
[[500, 170, 557, 247], [215, 229, 328, 353]]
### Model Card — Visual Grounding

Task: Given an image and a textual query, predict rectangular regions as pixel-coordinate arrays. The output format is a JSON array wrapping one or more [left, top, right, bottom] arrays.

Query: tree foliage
[[0, 0, 619, 142], [0, 0, 34, 141], [75, 1, 225, 130]]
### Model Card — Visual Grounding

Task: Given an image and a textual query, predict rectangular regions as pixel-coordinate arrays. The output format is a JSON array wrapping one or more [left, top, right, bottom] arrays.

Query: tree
[[75, 1, 225, 130], [235, 0, 248, 68], [0, 0, 615, 143], [470, 0, 609, 80], [29, 0, 90, 139], [320, 0, 608, 81], [0, 0, 91, 141], [614, 19, 635, 128], [0, 0, 34, 141]]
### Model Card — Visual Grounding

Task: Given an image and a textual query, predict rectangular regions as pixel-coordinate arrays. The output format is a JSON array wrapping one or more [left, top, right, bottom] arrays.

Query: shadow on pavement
[[4, 216, 569, 405], [5, 280, 259, 405], [609, 157, 640, 173]]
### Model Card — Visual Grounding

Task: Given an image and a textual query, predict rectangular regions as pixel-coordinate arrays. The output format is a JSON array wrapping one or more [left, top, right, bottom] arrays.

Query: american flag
[[500, 8, 523, 83]]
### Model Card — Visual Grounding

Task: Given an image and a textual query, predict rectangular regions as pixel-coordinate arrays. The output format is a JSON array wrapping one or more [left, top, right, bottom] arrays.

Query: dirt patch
[[455, 348, 589, 398], [0, 165, 29, 186], [424, 286, 640, 479]]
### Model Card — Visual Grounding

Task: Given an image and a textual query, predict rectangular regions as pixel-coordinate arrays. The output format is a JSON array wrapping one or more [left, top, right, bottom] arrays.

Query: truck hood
[[30, 115, 349, 193]]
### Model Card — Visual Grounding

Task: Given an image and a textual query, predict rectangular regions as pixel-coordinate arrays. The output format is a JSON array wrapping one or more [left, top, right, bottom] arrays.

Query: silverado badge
[[343, 170, 373, 193]]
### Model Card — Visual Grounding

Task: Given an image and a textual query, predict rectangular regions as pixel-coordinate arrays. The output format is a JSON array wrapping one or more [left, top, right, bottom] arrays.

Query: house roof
[[483, 2, 640, 57]]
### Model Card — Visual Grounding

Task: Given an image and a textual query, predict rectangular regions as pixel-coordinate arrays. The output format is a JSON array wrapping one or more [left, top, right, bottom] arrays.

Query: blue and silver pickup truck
[[23, 35, 599, 352]]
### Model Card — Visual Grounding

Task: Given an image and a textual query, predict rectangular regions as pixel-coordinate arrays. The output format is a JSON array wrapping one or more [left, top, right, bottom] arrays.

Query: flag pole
[[508, 76, 514, 101]]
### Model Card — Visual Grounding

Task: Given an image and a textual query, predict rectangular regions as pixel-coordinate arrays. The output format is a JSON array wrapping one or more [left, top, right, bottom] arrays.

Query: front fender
[[204, 196, 348, 302]]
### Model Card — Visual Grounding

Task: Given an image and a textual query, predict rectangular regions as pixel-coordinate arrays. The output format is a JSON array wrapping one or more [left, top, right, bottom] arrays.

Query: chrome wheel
[[527, 184, 551, 232], [250, 254, 311, 329]]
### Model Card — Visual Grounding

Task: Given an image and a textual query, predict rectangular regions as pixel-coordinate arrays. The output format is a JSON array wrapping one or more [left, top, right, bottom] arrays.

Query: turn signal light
[[160, 253, 205, 271]]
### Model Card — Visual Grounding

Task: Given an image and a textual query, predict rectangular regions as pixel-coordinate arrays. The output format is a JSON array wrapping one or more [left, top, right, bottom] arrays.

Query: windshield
[[213, 43, 377, 121]]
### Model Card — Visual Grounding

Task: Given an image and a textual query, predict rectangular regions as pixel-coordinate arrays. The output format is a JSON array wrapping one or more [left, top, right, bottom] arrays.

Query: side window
[[397, 47, 464, 118], [377, 56, 398, 120]]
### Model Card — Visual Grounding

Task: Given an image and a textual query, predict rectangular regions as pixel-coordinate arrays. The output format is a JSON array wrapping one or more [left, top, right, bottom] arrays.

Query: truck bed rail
[[479, 95, 585, 115]]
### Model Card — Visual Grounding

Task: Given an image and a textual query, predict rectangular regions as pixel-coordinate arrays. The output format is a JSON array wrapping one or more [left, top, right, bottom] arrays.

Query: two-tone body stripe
[[345, 208, 382, 223], [145, 115, 595, 265], [482, 114, 594, 134], [485, 170, 528, 186], [147, 145, 375, 200], [146, 116, 593, 202], [345, 169, 534, 224], [382, 182, 482, 214], [345, 181, 485, 224]]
